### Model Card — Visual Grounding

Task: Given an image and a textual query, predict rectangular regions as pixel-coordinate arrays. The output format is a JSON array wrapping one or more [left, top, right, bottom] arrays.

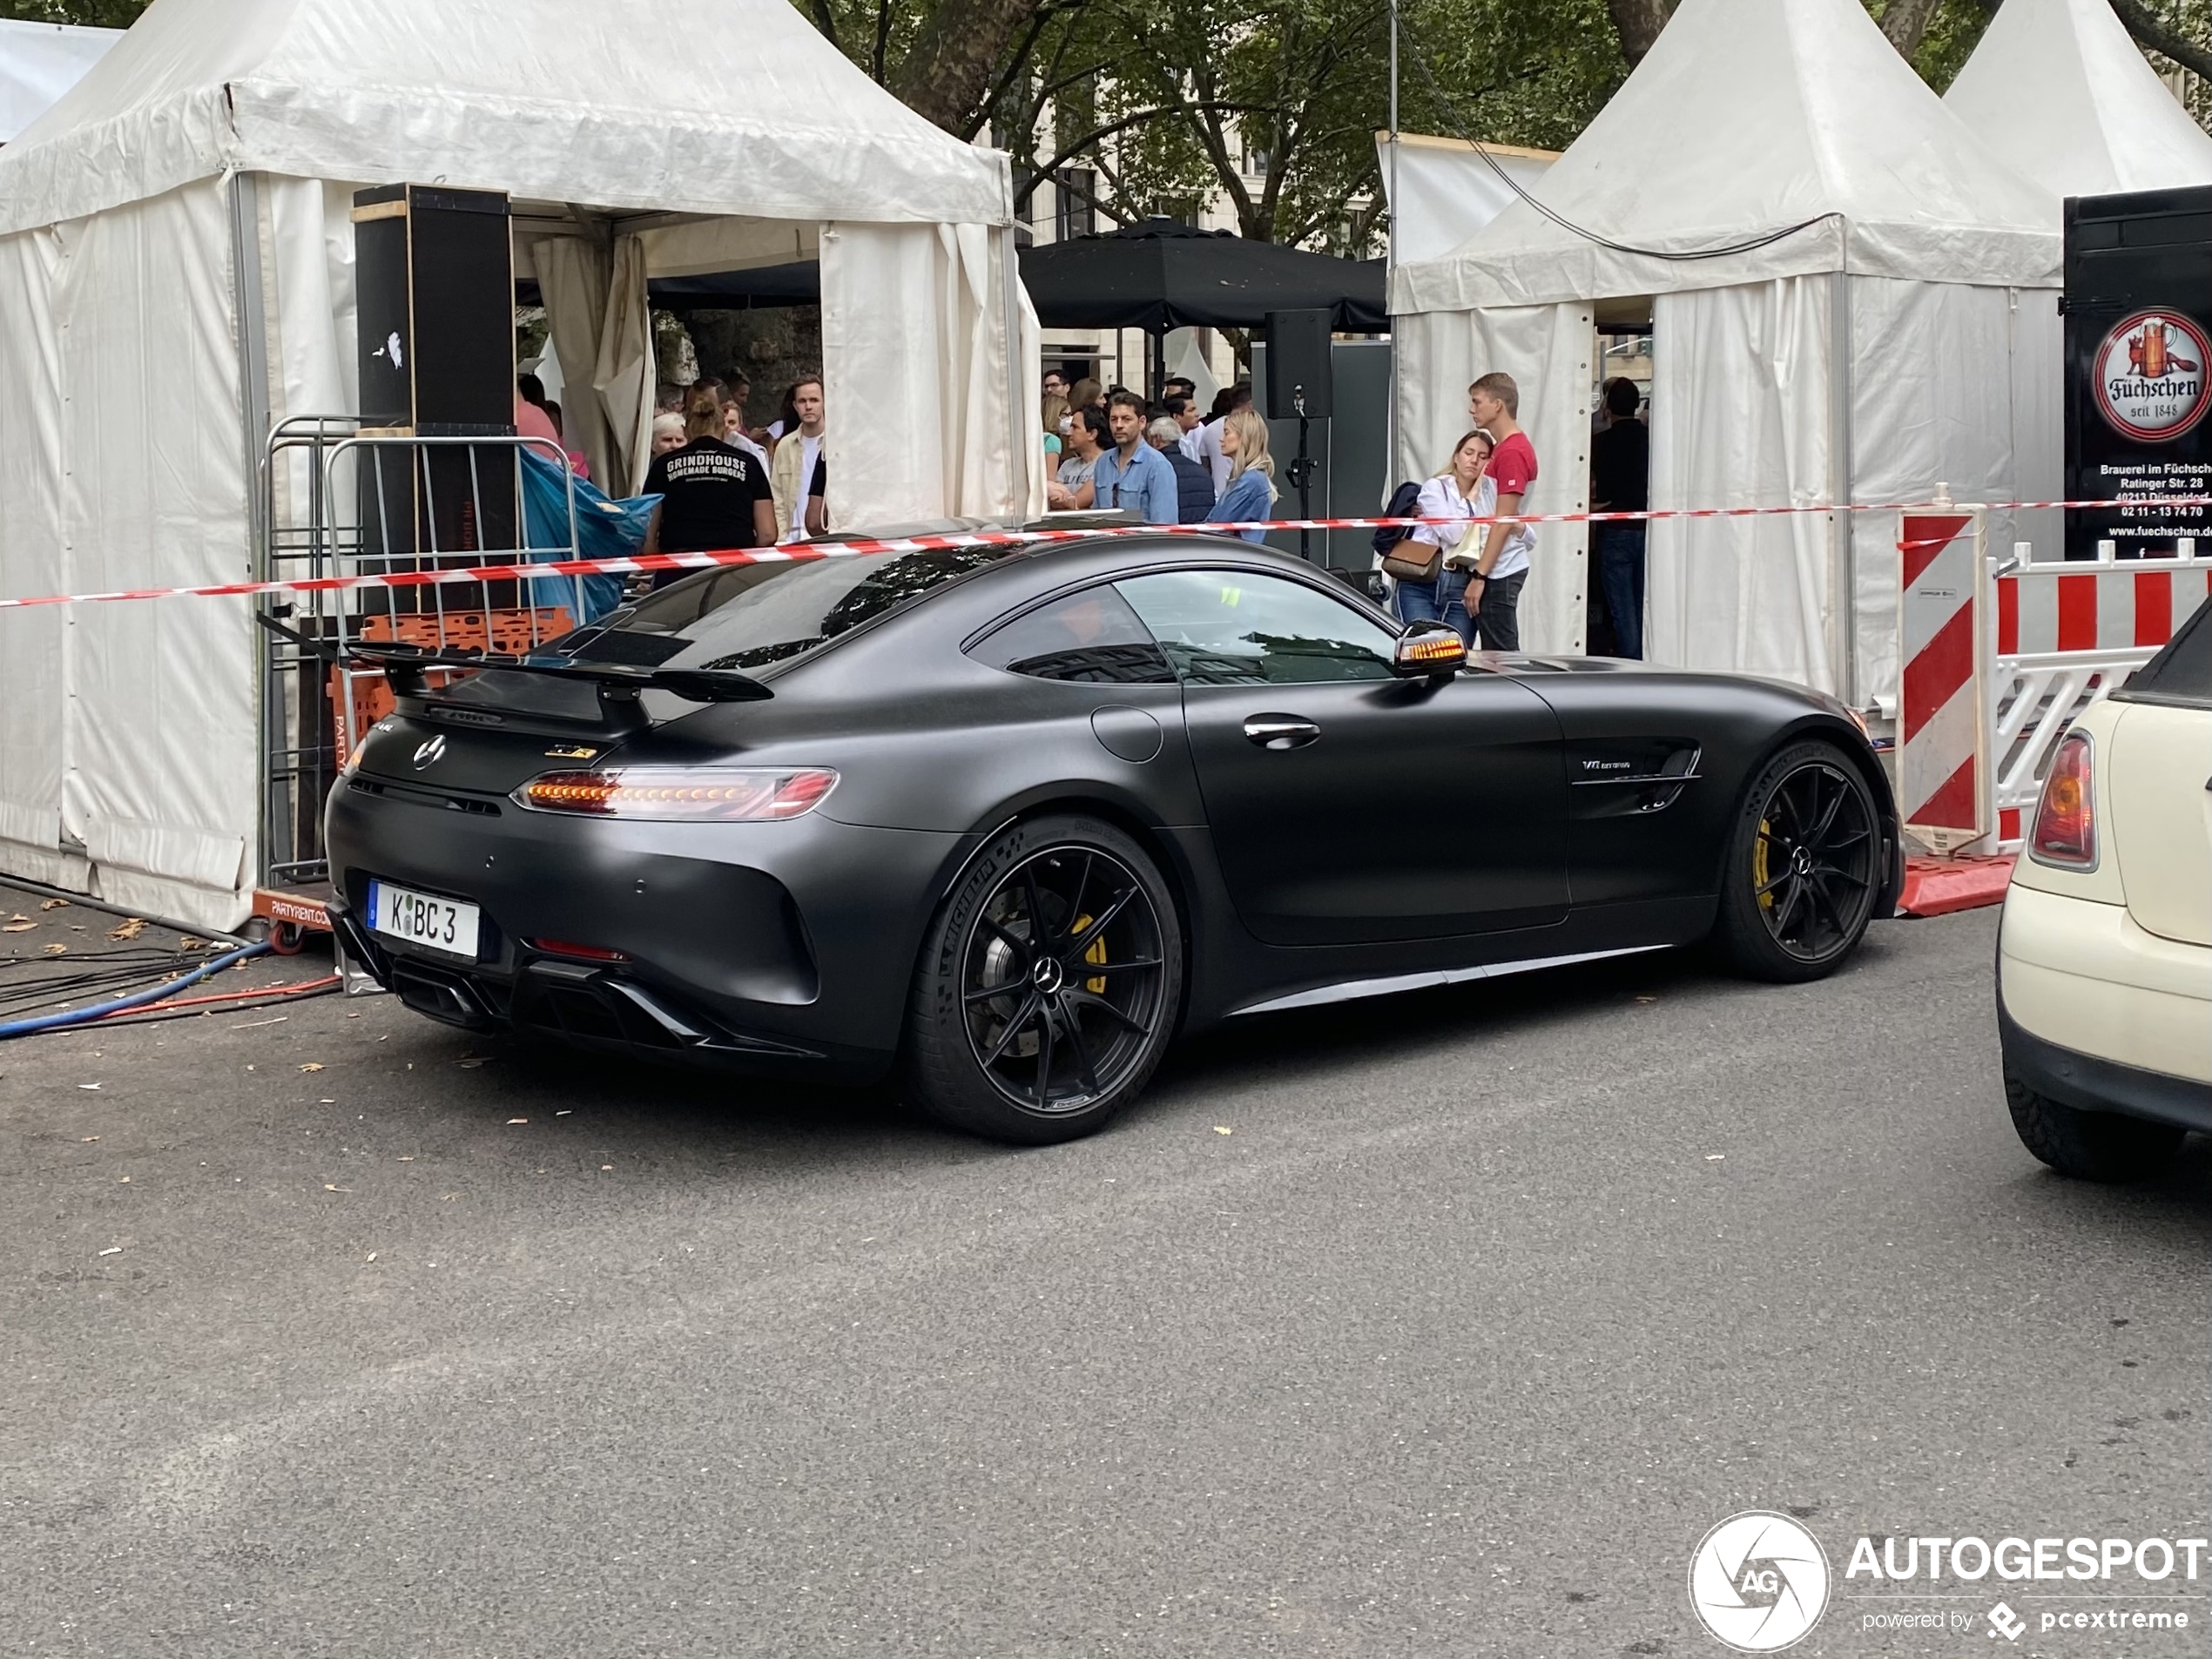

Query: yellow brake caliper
[[1072, 915, 1109, 992], [1754, 817, 1772, 910]]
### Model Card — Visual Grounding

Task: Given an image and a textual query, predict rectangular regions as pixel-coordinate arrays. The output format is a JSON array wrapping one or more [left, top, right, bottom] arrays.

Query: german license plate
[[366, 879, 481, 958]]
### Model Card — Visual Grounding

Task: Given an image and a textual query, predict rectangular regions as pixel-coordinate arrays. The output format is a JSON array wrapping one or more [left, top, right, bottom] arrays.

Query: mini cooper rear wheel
[[905, 815, 1182, 1145], [2004, 1068, 2185, 1182], [1716, 740, 1882, 982]]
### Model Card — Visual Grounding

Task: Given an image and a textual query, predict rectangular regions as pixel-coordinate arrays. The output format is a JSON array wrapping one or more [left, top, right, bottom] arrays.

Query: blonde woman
[[1204, 408, 1277, 543], [1392, 429, 1494, 646]]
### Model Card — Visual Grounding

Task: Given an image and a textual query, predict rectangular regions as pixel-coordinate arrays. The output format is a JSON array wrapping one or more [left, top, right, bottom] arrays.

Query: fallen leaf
[[506, 1117, 529, 1125], [39, 897, 68, 910], [2, 914, 34, 933], [79, 1136, 98, 1143], [1212, 1125, 1233, 1136], [98, 1246, 121, 1257], [298, 1062, 326, 1073], [106, 917, 148, 941], [117, 1176, 130, 1184], [78, 1082, 101, 1091], [177, 936, 205, 951], [366, 1252, 378, 1263], [42, 942, 67, 955]]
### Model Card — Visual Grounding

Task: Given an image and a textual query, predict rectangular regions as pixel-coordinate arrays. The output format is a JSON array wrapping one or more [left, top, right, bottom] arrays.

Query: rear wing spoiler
[[255, 615, 772, 734]]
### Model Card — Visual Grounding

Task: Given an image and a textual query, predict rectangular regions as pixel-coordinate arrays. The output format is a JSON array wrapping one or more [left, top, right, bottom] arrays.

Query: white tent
[[0, 0, 1038, 930], [1946, 0, 2212, 201], [1375, 132, 1558, 267], [1390, 0, 2062, 706], [0, 18, 118, 142]]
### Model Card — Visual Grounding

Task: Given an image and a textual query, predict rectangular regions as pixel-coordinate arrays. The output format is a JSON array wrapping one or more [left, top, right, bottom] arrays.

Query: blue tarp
[[519, 447, 658, 625]]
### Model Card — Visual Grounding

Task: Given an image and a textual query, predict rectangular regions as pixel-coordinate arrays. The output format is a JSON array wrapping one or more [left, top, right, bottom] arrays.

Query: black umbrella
[[1018, 219, 1387, 334]]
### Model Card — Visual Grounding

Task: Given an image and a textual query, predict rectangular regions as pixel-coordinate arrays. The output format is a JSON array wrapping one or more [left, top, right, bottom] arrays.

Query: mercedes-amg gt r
[[322, 529, 1903, 1143]]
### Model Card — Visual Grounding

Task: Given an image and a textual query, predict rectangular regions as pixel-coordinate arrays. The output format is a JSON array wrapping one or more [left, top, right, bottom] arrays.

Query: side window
[[970, 585, 1178, 685], [1116, 569, 1399, 685]]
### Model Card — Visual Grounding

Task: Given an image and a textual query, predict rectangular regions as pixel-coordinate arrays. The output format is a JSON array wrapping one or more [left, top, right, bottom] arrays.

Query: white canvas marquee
[[1946, 0, 2212, 202], [1390, 0, 2063, 707], [0, 17, 118, 143], [1374, 132, 1558, 267], [0, 0, 1040, 930]]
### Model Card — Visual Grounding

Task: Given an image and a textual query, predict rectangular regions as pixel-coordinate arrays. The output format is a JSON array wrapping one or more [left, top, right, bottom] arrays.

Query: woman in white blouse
[[1389, 429, 1494, 647]]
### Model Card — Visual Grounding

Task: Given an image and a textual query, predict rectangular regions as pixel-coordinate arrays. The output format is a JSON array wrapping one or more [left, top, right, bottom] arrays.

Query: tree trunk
[[889, 0, 1045, 134], [1606, 0, 1676, 66], [1878, 0, 1944, 56], [2107, 0, 2212, 86]]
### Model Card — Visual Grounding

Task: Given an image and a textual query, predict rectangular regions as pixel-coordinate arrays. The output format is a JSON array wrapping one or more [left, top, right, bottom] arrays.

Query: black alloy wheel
[[907, 815, 1183, 1143], [1716, 740, 1882, 982]]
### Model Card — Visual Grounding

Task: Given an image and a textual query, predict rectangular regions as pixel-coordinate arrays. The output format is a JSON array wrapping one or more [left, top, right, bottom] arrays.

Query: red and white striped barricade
[[1986, 545, 2211, 850], [1897, 508, 1990, 853]]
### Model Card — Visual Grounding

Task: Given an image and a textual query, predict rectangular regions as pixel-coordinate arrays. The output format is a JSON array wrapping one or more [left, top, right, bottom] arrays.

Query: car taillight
[[514, 767, 838, 821], [2029, 732, 2095, 868]]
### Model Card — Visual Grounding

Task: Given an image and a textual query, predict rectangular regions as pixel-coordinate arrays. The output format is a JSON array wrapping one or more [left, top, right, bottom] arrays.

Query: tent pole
[[228, 169, 278, 888], [1151, 327, 1165, 404], [1829, 239, 1857, 709], [1386, 0, 1399, 482]]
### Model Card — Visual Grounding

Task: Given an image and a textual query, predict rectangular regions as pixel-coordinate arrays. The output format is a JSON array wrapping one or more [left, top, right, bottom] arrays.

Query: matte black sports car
[[323, 529, 1904, 1143]]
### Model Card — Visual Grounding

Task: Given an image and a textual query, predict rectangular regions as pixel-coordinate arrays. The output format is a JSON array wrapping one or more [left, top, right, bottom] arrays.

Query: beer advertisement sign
[[2092, 310, 2211, 443]]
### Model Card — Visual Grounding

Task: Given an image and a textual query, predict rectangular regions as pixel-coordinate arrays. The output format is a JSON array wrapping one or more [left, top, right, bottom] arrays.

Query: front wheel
[[904, 815, 1184, 1145], [1714, 740, 1882, 982]]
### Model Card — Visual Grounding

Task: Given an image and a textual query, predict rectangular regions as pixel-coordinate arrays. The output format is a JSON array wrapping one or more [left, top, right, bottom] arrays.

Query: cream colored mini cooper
[[1998, 600, 2212, 1180]]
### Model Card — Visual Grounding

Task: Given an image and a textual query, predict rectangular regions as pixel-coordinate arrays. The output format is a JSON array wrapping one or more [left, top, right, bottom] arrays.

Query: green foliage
[[0, 0, 150, 23], [1910, 0, 1997, 91]]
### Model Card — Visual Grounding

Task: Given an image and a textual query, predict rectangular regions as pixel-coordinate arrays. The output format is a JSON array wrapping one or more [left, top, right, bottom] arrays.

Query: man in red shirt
[[1465, 372, 1537, 651]]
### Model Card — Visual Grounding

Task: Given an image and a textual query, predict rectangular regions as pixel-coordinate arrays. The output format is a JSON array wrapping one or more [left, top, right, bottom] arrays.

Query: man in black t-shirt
[[642, 427, 777, 588]]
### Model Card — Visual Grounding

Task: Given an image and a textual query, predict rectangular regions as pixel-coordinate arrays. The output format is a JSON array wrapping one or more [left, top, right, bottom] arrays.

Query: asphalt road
[[2, 905, 2204, 1659]]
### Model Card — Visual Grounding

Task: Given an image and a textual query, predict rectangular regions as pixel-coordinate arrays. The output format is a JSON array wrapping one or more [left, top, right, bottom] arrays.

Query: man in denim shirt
[[1094, 390, 1180, 523]]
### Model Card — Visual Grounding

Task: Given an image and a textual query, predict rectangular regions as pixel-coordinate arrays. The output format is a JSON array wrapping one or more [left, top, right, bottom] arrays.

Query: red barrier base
[[1898, 854, 2015, 918]]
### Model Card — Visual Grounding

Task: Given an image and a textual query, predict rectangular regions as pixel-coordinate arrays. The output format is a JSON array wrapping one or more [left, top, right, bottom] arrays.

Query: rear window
[[2118, 594, 2212, 708], [557, 546, 1025, 673]]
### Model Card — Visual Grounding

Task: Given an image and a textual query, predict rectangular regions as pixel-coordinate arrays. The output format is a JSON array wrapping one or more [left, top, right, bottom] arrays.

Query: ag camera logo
[[1689, 1511, 1831, 1652]]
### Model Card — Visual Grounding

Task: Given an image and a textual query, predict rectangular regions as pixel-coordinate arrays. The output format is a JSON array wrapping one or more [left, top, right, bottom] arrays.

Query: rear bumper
[[1997, 881, 2212, 1087], [1998, 1002, 2212, 1136], [326, 778, 968, 1082]]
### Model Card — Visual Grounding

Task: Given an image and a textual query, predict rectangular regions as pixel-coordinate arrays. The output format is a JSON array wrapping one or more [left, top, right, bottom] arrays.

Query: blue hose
[[0, 941, 272, 1039]]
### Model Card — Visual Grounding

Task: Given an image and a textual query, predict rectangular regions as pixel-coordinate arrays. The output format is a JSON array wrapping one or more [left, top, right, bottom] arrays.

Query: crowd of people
[[1042, 373, 1278, 544], [523, 352, 1649, 656]]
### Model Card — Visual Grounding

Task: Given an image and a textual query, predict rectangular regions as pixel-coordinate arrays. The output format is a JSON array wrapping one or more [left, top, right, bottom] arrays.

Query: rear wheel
[[2005, 1068, 2185, 1182], [904, 815, 1183, 1145], [1715, 740, 1881, 982]]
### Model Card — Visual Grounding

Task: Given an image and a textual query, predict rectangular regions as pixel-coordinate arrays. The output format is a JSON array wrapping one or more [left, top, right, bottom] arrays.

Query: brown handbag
[[1379, 536, 1442, 583]]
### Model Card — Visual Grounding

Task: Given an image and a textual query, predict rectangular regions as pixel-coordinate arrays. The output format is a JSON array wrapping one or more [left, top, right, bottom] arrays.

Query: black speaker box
[[1265, 308, 1334, 420], [352, 184, 517, 565]]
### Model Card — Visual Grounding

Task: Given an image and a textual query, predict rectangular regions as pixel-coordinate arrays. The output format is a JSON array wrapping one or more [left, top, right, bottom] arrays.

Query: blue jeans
[[1596, 523, 1647, 658], [1391, 566, 1474, 647]]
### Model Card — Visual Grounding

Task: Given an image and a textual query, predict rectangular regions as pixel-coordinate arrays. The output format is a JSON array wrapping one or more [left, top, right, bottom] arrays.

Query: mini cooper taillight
[[2029, 732, 2095, 869], [514, 767, 838, 821]]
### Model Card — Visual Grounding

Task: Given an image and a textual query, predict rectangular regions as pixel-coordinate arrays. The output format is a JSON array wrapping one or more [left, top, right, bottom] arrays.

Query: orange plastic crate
[[330, 606, 574, 763]]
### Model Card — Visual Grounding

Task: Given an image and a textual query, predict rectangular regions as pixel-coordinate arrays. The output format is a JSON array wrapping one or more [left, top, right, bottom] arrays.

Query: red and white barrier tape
[[1, 497, 2206, 611]]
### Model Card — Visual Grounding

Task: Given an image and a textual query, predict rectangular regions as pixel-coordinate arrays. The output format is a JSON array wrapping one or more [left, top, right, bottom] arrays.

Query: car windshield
[[555, 545, 1026, 673]]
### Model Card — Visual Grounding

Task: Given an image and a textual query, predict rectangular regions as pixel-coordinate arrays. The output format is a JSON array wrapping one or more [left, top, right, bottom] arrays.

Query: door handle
[[1244, 714, 1321, 751]]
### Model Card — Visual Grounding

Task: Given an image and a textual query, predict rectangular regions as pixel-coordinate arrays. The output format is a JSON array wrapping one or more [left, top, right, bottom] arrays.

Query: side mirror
[[1393, 621, 1467, 679]]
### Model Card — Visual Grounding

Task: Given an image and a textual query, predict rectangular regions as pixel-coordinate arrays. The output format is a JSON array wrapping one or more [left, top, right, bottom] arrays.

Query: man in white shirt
[[1194, 382, 1251, 492], [771, 378, 826, 540]]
